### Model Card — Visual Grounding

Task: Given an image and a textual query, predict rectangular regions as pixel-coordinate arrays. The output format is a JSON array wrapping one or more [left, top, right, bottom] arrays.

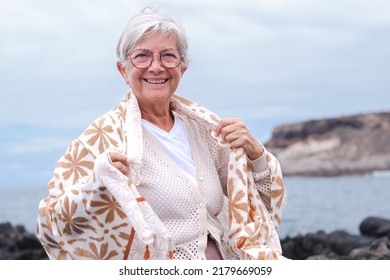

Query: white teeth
[[146, 79, 166, 84]]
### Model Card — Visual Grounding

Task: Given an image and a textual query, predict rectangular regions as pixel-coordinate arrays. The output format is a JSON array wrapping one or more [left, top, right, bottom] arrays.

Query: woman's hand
[[215, 118, 264, 160], [109, 151, 130, 176]]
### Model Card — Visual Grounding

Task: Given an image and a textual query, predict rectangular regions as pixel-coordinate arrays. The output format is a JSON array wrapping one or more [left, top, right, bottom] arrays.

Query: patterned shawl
[[37, 92, 287, 260]]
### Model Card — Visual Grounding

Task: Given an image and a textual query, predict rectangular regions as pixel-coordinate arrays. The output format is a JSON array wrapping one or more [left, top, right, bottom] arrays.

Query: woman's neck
[[137, 97, 174, 132], [141, 109, 174, 132]]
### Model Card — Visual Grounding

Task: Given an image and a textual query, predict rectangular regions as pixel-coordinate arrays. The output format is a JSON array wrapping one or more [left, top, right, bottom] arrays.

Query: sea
[[1, 173, 389, 239]]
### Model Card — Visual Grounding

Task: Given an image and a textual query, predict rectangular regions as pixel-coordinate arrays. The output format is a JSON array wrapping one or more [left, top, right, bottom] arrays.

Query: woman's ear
[[180, 66, 187, 76], [116, 60, 129, 84]]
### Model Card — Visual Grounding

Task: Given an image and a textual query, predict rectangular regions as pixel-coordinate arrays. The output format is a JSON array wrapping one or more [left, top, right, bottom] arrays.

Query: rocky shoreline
[[281, 216, 390, 259], [1, 216, 389, 260], [0, 223, 48, 260], [265, 111, 390, 177]]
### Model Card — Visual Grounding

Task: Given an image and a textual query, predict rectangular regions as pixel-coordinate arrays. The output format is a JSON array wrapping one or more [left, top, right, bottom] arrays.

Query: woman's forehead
[[135, 31, 178, 49]]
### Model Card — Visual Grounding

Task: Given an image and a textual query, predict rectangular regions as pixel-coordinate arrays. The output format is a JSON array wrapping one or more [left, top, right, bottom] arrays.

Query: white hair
[[116, 7, 190, 67]]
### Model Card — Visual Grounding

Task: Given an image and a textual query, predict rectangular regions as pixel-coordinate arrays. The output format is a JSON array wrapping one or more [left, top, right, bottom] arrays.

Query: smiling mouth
[[143, 79, 168, 84]]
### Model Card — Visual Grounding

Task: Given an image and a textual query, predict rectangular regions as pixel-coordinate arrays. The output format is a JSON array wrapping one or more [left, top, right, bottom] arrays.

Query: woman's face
[[117, 32, 187, 109]]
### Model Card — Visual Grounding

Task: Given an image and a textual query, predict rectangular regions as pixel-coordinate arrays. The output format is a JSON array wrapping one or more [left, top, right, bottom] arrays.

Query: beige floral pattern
[[36, 92, 287, 260], [59, 196, 97, 235], [74, 242, 119, 259], [90, 193, 127, 223], [57, 143, 94, 185], [85, 118, 119, 154]]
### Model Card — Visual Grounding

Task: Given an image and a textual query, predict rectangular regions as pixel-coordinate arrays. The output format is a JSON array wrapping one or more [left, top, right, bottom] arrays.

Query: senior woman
[[36, 8, 287, 260]]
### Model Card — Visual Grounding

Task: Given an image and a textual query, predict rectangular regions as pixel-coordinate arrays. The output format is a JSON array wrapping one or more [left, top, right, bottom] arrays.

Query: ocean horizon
[[1, 174, 389, 239]]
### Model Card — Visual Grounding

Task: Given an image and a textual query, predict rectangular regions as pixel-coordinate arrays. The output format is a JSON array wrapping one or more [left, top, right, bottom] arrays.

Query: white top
[[141, 111, 197, 185], [139, 112, 232, 259], [139, 111, 270, 260]]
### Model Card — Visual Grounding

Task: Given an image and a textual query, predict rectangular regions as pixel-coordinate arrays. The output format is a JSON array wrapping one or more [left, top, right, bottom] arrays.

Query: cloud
[[3, 136, 71, 155], [1, 0, 390, 128], [1, 0, 390, 187]]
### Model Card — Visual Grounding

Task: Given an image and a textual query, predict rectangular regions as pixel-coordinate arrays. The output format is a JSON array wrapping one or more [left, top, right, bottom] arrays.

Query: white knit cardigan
[[36, 92, 287, 260]]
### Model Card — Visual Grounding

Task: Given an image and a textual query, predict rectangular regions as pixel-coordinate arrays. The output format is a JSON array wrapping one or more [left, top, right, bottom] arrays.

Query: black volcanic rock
[[265, 111, 390, 176], [359, 216, 390, 238], [280, 216, 390, 260], [0, 222, 48, 260]]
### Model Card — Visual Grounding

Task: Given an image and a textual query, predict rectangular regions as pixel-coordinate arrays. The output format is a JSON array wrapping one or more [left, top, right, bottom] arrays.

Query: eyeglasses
[[128, 48, 183, 69]]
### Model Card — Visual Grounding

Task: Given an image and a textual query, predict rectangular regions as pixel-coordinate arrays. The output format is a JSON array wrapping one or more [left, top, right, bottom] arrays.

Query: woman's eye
[[162, 52, 176, 58], [133, 52, 151, 59]]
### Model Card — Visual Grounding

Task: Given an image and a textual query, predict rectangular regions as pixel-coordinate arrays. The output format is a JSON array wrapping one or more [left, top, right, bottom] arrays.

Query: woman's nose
[[148, 54, 164, 71]]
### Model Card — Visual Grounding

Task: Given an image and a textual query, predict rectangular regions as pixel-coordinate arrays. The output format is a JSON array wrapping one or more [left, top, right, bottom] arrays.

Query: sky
[[1, 0, 390, 187]]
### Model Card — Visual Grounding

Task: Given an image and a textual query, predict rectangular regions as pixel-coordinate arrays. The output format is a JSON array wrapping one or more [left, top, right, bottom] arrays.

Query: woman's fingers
[[215, 118, 264, 160], [109, 151, 130, 175], [215, 118, 242, 139]]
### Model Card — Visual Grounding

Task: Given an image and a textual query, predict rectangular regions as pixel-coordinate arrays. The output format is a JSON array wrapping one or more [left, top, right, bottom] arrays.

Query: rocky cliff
[[265, 111, 390, 176]]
